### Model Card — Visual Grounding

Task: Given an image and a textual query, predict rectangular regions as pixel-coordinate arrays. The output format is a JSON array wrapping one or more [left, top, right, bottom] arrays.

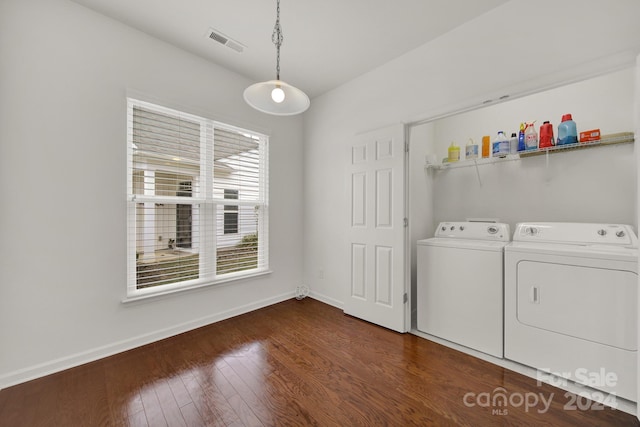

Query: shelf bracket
[[545, 148, 550, 168], [474, 160, 482, 187], [545, 148, 551, 182]]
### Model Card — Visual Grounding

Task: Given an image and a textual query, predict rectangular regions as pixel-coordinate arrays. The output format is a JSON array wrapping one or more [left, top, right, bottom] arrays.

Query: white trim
[[308, 291, 343, 310], [0, 290, 292, 390], [122, 269, 273, 303], [406, 51, 638, 130]]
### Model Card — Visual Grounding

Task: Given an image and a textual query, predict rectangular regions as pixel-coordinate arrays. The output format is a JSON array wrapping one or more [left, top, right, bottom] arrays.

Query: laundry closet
[[408, 66, 638, 404]]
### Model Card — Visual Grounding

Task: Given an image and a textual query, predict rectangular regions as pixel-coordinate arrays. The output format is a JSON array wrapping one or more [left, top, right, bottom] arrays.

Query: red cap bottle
[[539, 121, 554, 148]]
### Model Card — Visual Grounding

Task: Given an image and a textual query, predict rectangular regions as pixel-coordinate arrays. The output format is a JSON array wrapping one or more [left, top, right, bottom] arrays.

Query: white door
[[345, 124, 407, 333]]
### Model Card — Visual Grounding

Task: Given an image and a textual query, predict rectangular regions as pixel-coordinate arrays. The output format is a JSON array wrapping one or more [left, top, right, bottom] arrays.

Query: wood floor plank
[[167, 375, 193, 408], [104, 352, 146, 425], [154, 379, 187, 427], [1, 298, 638, 426], [179, 369, 228, 426], [51, 363, 112, 427], [127, 407, 149, 427], [179, 402, 206, 427], [139, 384, 168, 427]]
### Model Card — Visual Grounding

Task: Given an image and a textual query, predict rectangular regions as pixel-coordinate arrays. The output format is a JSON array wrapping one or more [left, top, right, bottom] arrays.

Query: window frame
[[125, 98, 270, 300]]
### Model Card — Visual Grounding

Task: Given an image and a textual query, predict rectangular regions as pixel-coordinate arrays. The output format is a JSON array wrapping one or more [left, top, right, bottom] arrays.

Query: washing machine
[[504, 222, 638, 401], [417, 221, 510, 358]]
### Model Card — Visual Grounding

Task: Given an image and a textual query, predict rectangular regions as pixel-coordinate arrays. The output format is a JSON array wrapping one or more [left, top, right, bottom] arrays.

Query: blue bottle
[[557, 114, 578, 145], [517, 123, 526, 151]]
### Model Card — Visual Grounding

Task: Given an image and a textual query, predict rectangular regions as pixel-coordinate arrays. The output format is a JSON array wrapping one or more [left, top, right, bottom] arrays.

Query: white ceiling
[[71, 0, 509, 98]]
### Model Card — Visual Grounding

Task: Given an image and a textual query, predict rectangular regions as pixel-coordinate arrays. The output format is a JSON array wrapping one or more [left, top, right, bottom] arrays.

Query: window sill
[[121, 269, 273, 304]]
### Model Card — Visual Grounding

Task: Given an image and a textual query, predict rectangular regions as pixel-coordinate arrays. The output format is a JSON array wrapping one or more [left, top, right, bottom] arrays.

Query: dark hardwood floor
[[0, 298, 638, 426]]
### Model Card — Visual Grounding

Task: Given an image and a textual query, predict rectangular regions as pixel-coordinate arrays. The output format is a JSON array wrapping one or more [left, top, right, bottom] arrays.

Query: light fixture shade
[[244, 80, 310, 116]]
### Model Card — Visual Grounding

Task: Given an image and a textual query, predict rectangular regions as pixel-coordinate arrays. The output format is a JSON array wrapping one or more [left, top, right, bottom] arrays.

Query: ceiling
[[71, 0, 509, 99]]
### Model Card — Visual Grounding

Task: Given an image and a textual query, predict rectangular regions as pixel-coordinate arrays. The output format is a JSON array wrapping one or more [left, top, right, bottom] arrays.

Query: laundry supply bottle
[[518, 123, 526, 151], [539, 121, 554, 148], [465, 138, 478, 159], [557, 113, 578, 145], [448, 142, 460, 162], [481, 135, 491, 158], [524, 121, 538, 150], [509, 132, 518, 154], [492, 131, 509, 157]]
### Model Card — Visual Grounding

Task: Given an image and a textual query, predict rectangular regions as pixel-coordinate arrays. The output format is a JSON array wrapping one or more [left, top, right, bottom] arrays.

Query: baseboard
[[0, 291, 295, 390], [309, 290, 343, 309]]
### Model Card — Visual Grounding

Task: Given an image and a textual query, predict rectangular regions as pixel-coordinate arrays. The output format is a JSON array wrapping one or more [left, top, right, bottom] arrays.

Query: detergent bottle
[[448, 142, 460, 162], [539, 121, 554, 149], [557, 114, 578, 145], [465, 138, 478, 159], [481, 135, 491, 158], [509, 132, 518, 154], [492, 131, 509, 157]]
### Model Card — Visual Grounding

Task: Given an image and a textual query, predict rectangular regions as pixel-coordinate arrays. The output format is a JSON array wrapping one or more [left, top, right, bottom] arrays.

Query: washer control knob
[[525, 227, 538, 236], [441, 226, 446, 231], [487, 226, 498, 234], [459, 226, 465, 231], [616, 230, 626, 238], [597, 229, 607, 236], [450, 226, 455, 231]]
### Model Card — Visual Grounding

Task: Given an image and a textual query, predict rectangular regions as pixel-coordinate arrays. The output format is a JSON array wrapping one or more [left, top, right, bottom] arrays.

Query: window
[[126, 99, 269, 297]]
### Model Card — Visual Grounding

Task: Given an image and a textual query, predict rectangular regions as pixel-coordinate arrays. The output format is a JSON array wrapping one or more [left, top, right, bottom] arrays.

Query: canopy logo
[[462, 387, 554, 415]]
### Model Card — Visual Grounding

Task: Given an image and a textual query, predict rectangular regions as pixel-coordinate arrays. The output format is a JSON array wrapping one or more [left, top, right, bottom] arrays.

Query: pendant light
[[243, 0, 310, 116]]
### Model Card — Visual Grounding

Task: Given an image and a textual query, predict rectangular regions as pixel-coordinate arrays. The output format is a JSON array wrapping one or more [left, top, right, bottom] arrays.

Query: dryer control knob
[[597, 229, 607, 236], [459, 226, 465, 231], [616, 230, 626, 238], [441, 226, 446, 231], [450, 226, 455, 231], [487, 226, 498, 234]]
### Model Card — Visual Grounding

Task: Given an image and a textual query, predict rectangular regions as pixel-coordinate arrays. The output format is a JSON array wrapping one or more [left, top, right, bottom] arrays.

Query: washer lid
[[417, 237, 509, 251], [433, 222, 511, 241], [513, 222, 638, 248]]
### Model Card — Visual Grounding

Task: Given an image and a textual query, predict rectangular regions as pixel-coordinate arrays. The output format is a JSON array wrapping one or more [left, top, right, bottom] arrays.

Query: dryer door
[[516, 260, 637, 351]]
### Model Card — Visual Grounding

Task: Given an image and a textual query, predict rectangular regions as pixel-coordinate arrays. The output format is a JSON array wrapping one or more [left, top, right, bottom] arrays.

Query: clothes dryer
[[504, 222, 638, 401], [417, 221, 510, 358]]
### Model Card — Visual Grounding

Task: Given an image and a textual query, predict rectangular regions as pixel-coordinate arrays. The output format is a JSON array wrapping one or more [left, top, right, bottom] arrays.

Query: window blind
[[126, 99, 268, 296]]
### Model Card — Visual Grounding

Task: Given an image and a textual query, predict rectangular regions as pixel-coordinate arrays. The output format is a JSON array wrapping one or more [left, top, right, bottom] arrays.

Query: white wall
[[0, 0, 304, 387], [303, 0, 640, 308], [422, 68, 636, 232]]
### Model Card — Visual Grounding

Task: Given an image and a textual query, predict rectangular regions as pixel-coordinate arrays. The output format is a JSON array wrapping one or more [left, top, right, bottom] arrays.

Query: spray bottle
[[524, 121, 538, 151]]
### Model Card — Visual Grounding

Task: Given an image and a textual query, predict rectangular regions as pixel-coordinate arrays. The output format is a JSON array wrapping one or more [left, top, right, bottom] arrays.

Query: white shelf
[[425, 132, 634, 171], [426, 154, 519, 170]]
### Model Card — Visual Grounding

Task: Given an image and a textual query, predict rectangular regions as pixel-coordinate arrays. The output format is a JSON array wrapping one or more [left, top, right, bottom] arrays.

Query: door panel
[[376, 169, 392, 228], [351, 172, 367, 227], [375, 245, 393, 306], [351, 244, 367, 299]]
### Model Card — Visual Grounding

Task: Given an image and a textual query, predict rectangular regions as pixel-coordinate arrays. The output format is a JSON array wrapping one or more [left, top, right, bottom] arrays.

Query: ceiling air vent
[[206, 28, 245, 53]]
